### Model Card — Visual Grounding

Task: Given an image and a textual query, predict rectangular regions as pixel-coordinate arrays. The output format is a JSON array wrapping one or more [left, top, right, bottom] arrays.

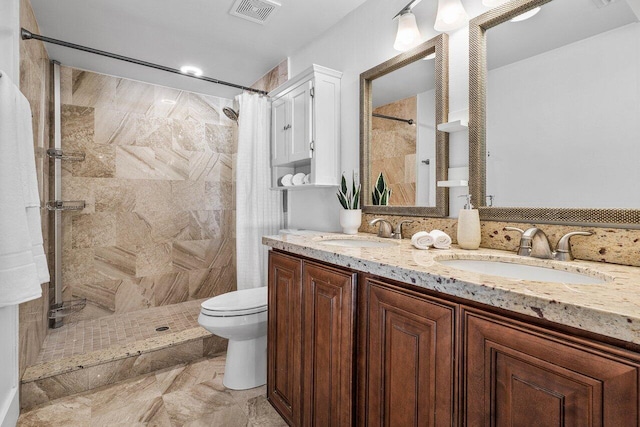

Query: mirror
[[469, 0, 640, 227], [361, 34, 449, 217]]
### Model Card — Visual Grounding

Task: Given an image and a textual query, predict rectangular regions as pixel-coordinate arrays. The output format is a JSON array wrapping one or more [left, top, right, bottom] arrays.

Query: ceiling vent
[[230, 0, 281, 25]]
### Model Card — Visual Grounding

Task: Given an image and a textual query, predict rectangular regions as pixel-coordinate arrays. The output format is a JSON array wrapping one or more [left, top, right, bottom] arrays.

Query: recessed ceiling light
[[180, 65, 203, 76], [160, 99, 177, 105]]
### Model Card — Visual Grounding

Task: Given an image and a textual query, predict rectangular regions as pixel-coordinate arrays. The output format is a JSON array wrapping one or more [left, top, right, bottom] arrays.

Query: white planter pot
[[339, 209, 362, 235]]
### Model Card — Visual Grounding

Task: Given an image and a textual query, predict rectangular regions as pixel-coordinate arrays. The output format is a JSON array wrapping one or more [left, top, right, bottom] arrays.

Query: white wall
[[286, 0, 487, 230], [0, 1, 22, 424], [486, 23, 640, 208], [416, 89, 436, 206]]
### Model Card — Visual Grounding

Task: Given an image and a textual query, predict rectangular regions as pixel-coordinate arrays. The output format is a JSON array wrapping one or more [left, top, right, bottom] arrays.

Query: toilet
[[198, 286, 268, 390]]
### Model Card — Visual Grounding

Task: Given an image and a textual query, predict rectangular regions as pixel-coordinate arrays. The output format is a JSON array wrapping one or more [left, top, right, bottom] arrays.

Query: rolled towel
[[411, 231, 434, 250], [430, 229, 452, 249]]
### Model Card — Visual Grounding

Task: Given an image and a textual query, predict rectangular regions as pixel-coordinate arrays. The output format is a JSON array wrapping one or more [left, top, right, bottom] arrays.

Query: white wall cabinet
[[269, 65, 342, 189]]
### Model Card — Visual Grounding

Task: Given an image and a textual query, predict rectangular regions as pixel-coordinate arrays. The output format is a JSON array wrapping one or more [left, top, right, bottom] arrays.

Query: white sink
[[438, 259, 607, 285], [318, 238, 398, 248]]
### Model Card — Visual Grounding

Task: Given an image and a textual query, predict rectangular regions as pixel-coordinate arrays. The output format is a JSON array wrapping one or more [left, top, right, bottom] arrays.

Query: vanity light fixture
[[179, 65, 203, 76], [393, 0, 423, 51], [434, 0, 469, 32]]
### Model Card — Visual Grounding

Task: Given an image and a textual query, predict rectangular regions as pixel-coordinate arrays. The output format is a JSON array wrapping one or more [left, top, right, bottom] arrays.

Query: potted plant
[[372, 172, 391, 206], [336, 172, 361, 234]]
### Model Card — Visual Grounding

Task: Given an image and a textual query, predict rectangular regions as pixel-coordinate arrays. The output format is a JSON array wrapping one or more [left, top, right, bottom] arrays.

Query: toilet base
[[223, 335, 267, 390]]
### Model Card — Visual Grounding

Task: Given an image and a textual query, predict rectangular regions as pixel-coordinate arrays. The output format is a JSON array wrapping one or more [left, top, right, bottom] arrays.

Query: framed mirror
[[469, 0, 640, 227], [360, 34, 449, 217]]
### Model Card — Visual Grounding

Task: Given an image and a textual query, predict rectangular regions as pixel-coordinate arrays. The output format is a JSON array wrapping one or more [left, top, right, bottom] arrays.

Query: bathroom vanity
[[263, 232, 640, 426]]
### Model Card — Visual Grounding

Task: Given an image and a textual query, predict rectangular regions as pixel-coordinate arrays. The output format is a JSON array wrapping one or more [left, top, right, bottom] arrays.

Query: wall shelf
[[437, 120, 468, 133], [437, 180, 468, 188], [271, 184, 339, 191]]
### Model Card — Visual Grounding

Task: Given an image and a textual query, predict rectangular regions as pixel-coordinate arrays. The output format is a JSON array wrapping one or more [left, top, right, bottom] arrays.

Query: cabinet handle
[[283, 124, 291, 131]]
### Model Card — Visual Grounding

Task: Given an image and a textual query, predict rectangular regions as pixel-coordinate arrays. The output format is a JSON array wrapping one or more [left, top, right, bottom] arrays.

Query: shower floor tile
[[35, 299, 205, 364]]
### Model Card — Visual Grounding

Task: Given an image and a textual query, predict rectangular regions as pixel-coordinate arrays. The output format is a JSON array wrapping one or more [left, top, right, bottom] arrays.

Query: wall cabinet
[[269, 65, 342, 188], [267, 250, 640, 426], [267, 251, 356, 427]]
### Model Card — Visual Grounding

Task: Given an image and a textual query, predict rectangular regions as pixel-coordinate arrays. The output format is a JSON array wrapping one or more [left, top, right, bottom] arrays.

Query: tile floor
[[18, 354, 287, 427], [37, 300, 204, 363]]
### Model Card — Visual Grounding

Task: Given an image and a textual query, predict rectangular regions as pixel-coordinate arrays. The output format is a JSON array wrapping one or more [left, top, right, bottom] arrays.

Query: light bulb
[[482, 0, 508, 7], [510, 7, 541, 21], [180, 65, 203, 76]]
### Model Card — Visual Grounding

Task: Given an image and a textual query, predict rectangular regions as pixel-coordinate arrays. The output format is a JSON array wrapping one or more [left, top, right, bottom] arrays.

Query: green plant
[[372, 172, 392, 206], [336, 172, 361, 210]]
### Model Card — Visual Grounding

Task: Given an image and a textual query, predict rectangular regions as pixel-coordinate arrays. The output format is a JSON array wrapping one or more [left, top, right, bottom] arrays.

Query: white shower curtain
[[235, 92, 282, 290]]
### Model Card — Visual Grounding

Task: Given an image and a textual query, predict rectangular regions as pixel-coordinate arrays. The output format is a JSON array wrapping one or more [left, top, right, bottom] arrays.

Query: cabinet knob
[[283, 124, 291, 131]]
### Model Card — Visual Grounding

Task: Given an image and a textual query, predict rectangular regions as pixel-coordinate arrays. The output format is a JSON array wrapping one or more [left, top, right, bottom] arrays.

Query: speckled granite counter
[[263, 232, 640, 345]]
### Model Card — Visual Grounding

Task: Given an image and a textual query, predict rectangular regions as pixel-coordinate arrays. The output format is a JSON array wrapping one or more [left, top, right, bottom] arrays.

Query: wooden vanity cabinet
[[267, 251, 303, 426], [267, 251, 356, 427], [462, 308, 640, 426], [357, 277, 457, 427]]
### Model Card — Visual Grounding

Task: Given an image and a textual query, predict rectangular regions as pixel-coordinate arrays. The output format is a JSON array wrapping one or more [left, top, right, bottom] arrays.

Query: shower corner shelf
[[271, 184, 339, 191], [46, 200, 86, 211], [437, 120, 468, 133], [46, 148, 86, 162]]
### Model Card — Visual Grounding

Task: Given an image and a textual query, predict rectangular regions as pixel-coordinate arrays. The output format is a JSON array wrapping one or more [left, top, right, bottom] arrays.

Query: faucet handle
[[504, 227, 530, 256], [369, 218, 393, 238], [393, 220, 414, 238], [504, 226, 525, 234], [554, 231, 592, 261]]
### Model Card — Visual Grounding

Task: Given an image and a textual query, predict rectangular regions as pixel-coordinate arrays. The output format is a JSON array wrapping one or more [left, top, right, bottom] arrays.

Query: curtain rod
[[372, 113, 414, 125], [21, 28, 268, 96]]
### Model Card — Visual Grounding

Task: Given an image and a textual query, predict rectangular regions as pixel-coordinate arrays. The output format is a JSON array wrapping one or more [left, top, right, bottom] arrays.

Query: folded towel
[[0, 72, 44, 307], [430, 229, 452, 249], [411, 231, 433, 250]]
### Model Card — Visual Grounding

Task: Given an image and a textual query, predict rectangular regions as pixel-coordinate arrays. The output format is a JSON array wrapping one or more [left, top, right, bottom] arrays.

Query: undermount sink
[[437, 259, 608, 285], [317, 238, 398, 248]]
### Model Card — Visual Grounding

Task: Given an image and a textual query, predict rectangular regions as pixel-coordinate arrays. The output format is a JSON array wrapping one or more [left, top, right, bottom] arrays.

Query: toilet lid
[[201, 287, 267, 315]]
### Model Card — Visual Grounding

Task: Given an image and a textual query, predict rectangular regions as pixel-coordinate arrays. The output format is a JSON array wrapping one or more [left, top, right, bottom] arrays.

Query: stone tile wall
[[251, 59, 288, 93], [59, 67, 238, 322], [18, 0, 51, 376], [371, 97, 417, 206]]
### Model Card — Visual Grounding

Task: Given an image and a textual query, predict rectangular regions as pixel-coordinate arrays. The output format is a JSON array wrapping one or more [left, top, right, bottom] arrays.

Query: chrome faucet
[[369, 219, 413, 239], [505, 227, 591, 261]]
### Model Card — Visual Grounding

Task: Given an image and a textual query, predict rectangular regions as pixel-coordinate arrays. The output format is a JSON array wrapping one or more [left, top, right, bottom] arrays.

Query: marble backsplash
[[361, 213, 640, 268], [18, 0, 51, 376], [59, 66, 238, 322]]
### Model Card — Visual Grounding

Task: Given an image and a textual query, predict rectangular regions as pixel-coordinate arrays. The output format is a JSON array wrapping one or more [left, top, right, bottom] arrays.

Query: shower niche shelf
[[269, 65, 342, 189]]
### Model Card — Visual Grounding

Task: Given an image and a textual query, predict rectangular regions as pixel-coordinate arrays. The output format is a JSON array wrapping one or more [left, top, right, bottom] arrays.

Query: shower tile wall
[[251, 59, 288, 93], [18, 0, 51, 376], [59, 66, 237, 322], [371, 96, 417, 206]]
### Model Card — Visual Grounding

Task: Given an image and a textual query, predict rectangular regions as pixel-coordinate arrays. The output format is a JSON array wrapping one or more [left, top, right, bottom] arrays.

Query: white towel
[[430, 229, 452, 249], [411, 231, 433, 250], [0, 71, 45, 307]]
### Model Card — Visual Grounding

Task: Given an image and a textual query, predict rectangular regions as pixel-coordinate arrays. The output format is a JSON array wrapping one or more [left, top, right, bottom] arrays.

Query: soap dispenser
[[457, 195, 481, 250]]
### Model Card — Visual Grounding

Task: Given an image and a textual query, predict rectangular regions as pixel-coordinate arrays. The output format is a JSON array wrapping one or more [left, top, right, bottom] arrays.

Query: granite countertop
[[263, 232, 640, 345]]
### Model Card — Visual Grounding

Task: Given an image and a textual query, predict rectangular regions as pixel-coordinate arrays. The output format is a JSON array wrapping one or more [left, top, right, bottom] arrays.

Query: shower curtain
[[235, 92, 282, 290]]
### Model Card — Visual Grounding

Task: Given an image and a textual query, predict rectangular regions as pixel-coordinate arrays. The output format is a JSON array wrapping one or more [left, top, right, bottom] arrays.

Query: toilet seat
[[200, 287, 267, 317]]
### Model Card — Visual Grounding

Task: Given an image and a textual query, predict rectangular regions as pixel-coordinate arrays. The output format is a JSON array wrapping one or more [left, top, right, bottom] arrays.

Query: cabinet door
[[302, 262, 356, 427], [360, 278, 456, 427], [289, 81, 313, 163], [272, 96, 290, 166], [463, 309, 639, 426], [268, 251, 303, 426]]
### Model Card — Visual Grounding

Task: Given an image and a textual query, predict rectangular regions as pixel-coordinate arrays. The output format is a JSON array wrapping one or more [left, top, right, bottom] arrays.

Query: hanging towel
[[430, 229, 452, 249], [17, 93, 49, 284], [411, 231, 434, 250], [0, 71, 45, 307]]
